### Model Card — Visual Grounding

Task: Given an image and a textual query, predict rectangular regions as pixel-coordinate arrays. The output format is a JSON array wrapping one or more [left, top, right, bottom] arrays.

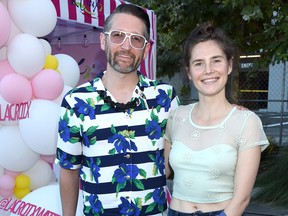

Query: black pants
[[168, 208, 223, 216]]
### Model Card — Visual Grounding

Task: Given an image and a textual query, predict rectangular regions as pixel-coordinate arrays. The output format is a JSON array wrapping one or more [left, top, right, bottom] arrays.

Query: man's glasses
[[104, 30, 148, 50]]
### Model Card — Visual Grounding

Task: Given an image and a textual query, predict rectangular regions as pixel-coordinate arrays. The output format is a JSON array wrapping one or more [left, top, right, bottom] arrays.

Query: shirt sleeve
[[238, 112, 269, 152], [164, 107, 178, 143], [55, 93, 83, 170]]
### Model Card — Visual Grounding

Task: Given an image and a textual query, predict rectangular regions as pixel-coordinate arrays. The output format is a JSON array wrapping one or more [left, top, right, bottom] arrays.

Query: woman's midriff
[[169, 197, 230, 213]]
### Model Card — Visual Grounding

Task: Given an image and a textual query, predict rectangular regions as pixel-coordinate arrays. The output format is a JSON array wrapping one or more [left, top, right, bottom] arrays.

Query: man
[[55, 4, 179, 215]]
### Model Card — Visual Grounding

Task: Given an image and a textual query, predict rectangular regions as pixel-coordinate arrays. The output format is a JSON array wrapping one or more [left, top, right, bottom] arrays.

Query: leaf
[[145, 192, 153, 202], [109, 148, 116, 155], [86, 126, 98, 136], [150, 109, 159, 122], [133, 179, 145, 190], [70, 125, 80, 133], [90, 136, 97, 145], [111, 125, 117, 134], [148, 154, 155, 161], [100, 104, 110, 111], [138, 168, 147, 178], [145, 202, 157, 214], [69, 137, 79, 143], [116, 181, 127, 195]]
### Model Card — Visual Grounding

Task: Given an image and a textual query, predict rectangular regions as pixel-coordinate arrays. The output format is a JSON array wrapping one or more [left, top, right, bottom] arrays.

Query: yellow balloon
[[14, 187, 30, 199], [15, 174, 30, 189], [44, 54, 58, 70]]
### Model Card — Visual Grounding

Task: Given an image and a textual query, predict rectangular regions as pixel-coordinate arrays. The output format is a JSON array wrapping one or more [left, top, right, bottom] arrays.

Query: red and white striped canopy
[[51, 0, 157, 79]]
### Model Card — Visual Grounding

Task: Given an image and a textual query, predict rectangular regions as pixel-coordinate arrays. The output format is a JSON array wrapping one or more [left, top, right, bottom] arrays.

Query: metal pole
[[279, 62, 286, 146]]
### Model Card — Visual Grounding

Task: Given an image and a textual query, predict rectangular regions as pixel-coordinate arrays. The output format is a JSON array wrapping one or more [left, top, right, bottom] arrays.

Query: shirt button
[[124, 154, 131, 159], [125, 196, 130, 199], [125, 175, 130, 180]]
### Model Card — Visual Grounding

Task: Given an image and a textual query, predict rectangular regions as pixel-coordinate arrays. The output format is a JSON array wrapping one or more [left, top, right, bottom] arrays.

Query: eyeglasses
[[104, 30, 148, 50]]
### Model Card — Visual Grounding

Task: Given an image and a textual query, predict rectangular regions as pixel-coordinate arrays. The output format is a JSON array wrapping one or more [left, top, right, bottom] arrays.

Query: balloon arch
[[0, 0, 156, 215]]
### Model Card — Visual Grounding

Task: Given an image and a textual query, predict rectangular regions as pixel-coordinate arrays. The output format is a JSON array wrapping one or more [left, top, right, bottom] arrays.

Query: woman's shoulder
[[174, 103, 195, 113], [232, 108, 263, 124], [169, 103, 195, 119]]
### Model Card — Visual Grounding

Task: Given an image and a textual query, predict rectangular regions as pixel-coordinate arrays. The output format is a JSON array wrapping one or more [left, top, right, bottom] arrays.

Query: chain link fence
[[237, 61, 287, 146]]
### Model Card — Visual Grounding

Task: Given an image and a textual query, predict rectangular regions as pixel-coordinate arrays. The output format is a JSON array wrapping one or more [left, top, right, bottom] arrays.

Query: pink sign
[[0, 101, 31, 122]]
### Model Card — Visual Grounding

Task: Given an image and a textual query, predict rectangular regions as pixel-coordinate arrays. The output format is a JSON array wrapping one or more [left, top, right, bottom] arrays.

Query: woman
[[164, 22, 269, 216]]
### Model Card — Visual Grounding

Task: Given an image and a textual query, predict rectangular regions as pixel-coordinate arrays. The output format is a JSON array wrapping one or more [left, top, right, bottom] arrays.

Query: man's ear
[[143, 42, 151, 59], [100, 32, 106, 51]]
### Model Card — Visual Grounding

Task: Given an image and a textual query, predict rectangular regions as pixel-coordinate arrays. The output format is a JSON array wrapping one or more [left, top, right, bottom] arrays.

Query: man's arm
[[59, 167, 80, 216]]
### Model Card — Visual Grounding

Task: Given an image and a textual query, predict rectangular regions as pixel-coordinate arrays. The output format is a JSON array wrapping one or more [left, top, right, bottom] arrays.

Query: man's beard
[[106, 48, 143, 74]]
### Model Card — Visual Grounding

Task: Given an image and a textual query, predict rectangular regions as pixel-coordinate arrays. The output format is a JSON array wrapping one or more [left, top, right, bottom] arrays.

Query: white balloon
[[0, 166, 4, 176], [53, 163, 60, 182], [7, 33, 46, 78], [5, 20, 22, 46], [0, 125, 39, 172], [55, 54, 80, 88], [23, 159, 54, 191], [19, 99, 60, 155], [10, 184, 83, 216], [8, 0, 57, 37], [39, 39, 52, 55], [53, 85, 72, 105]]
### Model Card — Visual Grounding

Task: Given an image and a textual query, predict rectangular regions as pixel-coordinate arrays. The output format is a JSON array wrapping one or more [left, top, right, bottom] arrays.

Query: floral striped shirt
[[55, 71, 180, 216]]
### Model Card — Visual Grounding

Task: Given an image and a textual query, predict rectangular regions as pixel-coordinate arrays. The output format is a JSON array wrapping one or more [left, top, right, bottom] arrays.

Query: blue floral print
[[156, 89, 171, 112], [119, 197, 140, 216], [89, 158, 101, 183], [112, 163, 146, 195], [58, 152, 73, 169], [59, 117, 70, 142], [108, 125, 138, 155], [84, 194, 104, 215], [145, 119, 161, 140], [74, 97, 96, 120], [55, 71, 179, 215]]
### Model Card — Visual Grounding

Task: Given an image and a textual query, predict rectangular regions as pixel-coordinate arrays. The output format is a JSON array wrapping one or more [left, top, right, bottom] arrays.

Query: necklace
[[97, 90, 140, 112]]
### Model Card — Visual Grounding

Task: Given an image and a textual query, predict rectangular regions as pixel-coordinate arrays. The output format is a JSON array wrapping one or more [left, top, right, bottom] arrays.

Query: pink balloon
[[0, 3, 12, 48], [0, 59, 16, 81], [40, 154, 56, 164], [0, 174, 15, 190], [31, 69, 64, 100], [4, 170, 19, 177], [0, 73, 33, 104], [0, 188, 14, 197]]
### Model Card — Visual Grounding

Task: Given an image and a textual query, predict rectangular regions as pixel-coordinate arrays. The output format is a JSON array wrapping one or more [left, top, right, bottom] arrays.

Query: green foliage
[[129, 0, 288, 78], [253, 145, 288, 207]]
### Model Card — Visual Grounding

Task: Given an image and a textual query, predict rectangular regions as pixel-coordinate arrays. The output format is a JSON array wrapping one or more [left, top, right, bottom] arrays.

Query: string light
[[56, 37, 62, 50], [82, 34, 89, 48]]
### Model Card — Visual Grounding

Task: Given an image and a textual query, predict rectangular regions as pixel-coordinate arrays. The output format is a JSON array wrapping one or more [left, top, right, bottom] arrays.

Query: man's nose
[[121, 36, 131, 50]]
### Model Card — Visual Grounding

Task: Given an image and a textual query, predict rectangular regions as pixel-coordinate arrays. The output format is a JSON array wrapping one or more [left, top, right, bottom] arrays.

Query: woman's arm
[[224, 146, 261, 216]]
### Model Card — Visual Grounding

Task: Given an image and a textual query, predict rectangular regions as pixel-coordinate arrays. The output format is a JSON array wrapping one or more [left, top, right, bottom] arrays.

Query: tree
[[129, 0, 288, 78], [129, 0, 288, 208]]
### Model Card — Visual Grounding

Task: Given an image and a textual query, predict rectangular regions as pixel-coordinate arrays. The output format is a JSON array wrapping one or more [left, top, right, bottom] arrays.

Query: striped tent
[[51, 0, 157, 79]]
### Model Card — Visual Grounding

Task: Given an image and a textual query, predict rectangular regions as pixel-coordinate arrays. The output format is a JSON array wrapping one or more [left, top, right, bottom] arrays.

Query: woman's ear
[[228, 59, 233, 75], [186, 67, 192, 80]]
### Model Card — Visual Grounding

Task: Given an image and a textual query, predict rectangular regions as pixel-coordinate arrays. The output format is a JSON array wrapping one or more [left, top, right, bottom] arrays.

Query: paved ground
[[244, 203, 288, 216]]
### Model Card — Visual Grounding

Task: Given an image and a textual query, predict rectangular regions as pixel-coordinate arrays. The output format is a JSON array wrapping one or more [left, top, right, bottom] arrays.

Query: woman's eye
[[194, 62, 202, 67]]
